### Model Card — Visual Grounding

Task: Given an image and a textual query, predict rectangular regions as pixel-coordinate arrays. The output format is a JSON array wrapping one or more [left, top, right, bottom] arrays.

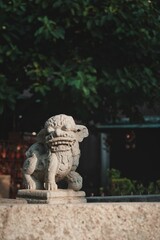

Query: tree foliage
[[0, 0, 160, 129]]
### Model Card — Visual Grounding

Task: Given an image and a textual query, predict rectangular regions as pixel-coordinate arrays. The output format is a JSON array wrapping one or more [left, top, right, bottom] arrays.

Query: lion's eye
[[47, 126, 54, 133], [62, 124, 70, 131]]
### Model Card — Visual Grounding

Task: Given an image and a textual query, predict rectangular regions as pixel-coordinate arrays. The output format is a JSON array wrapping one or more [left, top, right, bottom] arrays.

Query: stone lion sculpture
[[22, 114, 89, 191]]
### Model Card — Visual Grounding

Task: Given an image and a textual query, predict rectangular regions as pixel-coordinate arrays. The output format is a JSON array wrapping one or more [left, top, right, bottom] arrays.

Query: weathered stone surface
[[17, 189, 86, 204], [0, 202, 160, 240]]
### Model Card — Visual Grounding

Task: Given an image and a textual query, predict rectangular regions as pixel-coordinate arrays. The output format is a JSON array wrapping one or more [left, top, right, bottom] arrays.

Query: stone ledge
[[0, 198, 27, 204], [0, 202, 160, 240], [87, 194, 160, 202]]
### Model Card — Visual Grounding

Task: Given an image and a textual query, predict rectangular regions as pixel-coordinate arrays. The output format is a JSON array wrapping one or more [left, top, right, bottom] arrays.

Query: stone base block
[[17, 189, 86, 204]]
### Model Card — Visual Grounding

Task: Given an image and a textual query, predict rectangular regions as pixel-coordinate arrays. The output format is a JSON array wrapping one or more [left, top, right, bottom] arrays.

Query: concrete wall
[[0, 202, 160, 240]]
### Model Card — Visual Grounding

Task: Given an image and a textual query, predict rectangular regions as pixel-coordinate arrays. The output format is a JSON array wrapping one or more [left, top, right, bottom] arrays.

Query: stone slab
[[17, 189, 87, 204], [0, 202, 160, 240]]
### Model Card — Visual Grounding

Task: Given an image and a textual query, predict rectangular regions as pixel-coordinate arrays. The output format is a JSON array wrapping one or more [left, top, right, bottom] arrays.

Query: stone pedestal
[[17, 189, 86, 204]]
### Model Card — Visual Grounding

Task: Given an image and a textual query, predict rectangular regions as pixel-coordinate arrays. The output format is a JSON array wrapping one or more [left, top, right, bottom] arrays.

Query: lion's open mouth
[[46, 137, 76, 152]]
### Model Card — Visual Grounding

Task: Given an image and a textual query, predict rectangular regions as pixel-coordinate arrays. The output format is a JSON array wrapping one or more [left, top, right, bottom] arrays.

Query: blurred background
[[0, 0, 160, 198]]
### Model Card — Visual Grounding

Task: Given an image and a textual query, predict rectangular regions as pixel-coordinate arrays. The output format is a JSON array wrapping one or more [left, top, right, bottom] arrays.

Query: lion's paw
[[44, 182, 58, 191]]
